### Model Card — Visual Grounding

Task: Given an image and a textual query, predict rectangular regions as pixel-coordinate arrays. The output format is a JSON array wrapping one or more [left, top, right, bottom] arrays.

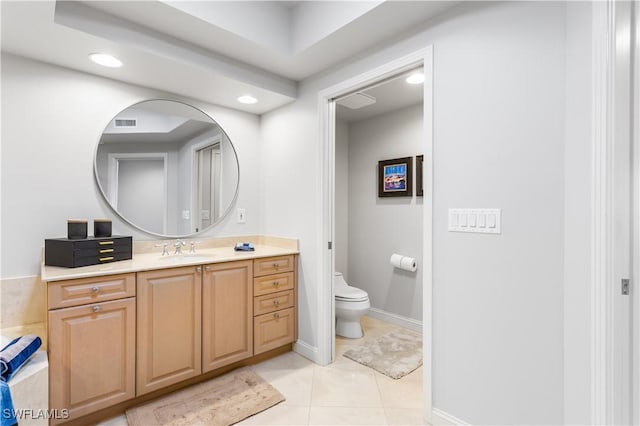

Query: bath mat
[[125, 368, 285, 426], [343, 329, 422, 379]]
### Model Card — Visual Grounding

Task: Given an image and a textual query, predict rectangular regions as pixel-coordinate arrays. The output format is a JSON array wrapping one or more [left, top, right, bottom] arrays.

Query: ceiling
[[336, 68, 424, 123], [1, 1, 456, 115]]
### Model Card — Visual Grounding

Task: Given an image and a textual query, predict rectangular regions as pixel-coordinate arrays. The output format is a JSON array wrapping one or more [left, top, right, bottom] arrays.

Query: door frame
[[317, 46, 433, 422], [591, 0, 636, 423], [633, 1, 640, 423]]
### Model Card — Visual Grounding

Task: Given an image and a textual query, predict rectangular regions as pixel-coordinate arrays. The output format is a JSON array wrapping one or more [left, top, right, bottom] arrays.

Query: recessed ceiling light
[[237, 95, 258, 104], [405, 73, 424, 85], [89, 53, 123, 68]]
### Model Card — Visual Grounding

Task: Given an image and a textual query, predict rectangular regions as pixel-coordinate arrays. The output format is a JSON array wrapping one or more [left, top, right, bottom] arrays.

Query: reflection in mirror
[[94, 100, 239, 237]]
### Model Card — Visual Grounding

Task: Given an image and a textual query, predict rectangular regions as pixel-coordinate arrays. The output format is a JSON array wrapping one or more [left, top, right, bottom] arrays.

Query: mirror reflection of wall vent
[[114, 118, 137, 128]]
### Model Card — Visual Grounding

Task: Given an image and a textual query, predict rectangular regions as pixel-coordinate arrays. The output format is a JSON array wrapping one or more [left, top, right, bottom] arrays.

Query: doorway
[[317, 47, 433, 421]]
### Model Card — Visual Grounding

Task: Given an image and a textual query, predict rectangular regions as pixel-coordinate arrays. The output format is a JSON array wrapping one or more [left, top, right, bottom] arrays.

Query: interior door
[[117, 158, 165, 234], [195, 143, 221, 232]]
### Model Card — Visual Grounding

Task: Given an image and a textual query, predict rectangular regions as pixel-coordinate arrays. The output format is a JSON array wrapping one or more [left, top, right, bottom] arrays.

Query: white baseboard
[[367, 307, 423, 333], [431, 408, 471, 426], [293, 339, 319, 363]]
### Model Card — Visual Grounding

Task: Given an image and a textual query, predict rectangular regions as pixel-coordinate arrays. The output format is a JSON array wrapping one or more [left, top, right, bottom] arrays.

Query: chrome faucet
[[189, 241, 197, 254], [174, 239, 186, 255], [155, 242, 169, 256]]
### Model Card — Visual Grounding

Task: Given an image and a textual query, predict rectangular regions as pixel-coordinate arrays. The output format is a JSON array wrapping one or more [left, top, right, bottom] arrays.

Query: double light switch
[[449, 208, 501, 234]]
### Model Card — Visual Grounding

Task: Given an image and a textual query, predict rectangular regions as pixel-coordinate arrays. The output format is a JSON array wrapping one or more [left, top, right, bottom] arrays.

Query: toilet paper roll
[[390, 253, 418, 272]]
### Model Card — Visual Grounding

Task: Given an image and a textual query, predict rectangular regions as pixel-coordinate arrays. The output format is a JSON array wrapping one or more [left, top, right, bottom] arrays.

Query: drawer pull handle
[[99, 249, 114, 254], [91, 286, 99, 293], [99, 256, 114, 262], [273, 281, 279, 287], [273, 313, 280, 319], [273, 263, 279, 269], [273, 300, 280, 306], [92, 306, 100, 313], [98, 241, 114, 246], [205, 266, 211, 272]]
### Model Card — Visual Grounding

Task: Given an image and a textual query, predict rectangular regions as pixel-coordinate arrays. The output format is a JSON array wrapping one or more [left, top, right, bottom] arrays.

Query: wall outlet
[[237, 208, 246, 224]]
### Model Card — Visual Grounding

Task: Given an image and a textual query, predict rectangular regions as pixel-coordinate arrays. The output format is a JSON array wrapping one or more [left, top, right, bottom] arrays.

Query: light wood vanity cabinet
[[253, 255, 298, 355], [136, 266, 202, 396], [46, 252, 297, 424], [47, 274, 136, 424]]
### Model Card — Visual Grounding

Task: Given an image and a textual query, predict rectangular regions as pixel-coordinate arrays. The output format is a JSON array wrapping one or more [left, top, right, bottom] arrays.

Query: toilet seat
[[335, 285, 368, 301]]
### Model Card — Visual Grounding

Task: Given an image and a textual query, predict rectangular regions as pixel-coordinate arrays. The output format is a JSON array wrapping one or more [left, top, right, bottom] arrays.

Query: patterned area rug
[[126, 368, 285, 426], [343, 329, 422, 379]]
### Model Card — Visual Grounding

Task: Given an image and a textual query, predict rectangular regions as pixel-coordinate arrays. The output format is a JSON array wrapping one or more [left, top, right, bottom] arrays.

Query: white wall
[[261, 2, 569, 423], [346, 105, 423, 321], [334, 119, 349, 277], [1, 54, 261, 278], [563, 2, 594, 424]]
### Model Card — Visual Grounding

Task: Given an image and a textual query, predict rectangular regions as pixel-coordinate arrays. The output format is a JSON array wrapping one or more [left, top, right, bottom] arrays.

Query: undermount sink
[[158, 253, 213, 261]]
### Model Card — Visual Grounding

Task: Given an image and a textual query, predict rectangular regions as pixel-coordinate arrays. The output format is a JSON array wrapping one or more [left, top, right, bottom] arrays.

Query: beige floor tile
[[95, 414, 128, 426], [375, 367, 424, 409], [252, 364, 315, 406], [384, 407, 427, 425], [237, 404, 310, 425], [311, 366, 382, 407], [309, 406, 387, 425]]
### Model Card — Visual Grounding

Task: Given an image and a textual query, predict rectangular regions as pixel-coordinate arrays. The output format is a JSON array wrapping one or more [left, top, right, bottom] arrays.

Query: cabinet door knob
[[91, 286, 99, 293], [205, 266, 211, 272], [196, 266, 202, 273], [92, 306, 100, 313]]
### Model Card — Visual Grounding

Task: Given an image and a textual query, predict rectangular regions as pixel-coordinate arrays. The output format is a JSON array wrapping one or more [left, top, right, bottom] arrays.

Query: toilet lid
[[335, 286, 368, 302]]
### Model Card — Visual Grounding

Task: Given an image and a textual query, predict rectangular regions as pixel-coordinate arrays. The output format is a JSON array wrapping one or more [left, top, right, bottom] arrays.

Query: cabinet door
[[202, 260, 253, 373], [48, 298, 135, 424], [136, 266, 202, 396]]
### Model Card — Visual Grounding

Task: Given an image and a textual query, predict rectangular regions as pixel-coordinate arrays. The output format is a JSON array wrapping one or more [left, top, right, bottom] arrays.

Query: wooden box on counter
[[45, 236, 132, 268]]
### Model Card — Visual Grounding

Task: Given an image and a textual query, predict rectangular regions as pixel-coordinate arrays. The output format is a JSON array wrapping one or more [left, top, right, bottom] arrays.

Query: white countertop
[[41, 243, 298, 282]]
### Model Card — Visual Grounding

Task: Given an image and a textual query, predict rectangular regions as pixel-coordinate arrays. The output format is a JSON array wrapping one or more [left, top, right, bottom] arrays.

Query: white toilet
[[334, 272, 370, 338]]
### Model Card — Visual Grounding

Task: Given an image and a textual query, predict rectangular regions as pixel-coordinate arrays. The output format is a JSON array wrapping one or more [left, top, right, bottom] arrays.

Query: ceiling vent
[[336, 92, 376, 109], [114, 118, 137, 128]]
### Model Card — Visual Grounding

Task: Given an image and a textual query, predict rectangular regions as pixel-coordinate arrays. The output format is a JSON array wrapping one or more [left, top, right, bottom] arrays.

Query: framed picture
[[416, 155, 424, 197], [378, 157, 413, 197]]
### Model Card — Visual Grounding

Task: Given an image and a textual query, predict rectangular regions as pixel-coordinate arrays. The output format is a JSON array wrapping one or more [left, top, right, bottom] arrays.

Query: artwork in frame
[[378, 157, 413, 197], [416, 155, 424, 197]]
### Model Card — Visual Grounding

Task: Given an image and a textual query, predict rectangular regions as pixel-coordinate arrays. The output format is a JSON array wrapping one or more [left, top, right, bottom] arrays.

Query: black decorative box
[[45, 236, 132, 268]]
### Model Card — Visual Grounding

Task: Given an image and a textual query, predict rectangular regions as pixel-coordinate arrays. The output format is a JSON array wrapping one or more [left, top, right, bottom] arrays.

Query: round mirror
[[94, 99, 239, 237]]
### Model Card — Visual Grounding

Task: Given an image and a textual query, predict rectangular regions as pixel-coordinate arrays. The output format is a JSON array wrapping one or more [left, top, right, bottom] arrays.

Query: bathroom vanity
[[41, 237, 298, 425]]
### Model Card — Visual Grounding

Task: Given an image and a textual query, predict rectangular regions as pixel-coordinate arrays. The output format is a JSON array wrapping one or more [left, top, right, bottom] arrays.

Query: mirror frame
[[93, 99, 240, 238]]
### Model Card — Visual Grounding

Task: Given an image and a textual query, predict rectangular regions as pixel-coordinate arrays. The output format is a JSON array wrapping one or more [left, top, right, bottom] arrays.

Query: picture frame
[[416, 155, 424, 197], [378, 156, 413, 197]]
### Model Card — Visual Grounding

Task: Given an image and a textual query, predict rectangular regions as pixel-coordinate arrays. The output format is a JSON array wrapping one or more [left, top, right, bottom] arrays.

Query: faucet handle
[[154, 242, 169, 256], [187, 241, 201, 254]]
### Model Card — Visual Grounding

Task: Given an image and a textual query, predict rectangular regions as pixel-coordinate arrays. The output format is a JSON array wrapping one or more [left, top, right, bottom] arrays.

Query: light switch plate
[[449, 208, 501, 234], [237, 208, 246, 224]]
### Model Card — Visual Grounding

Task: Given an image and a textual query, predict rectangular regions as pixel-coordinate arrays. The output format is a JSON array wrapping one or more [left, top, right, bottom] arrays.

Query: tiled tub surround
[[40, 235, 299, 425]]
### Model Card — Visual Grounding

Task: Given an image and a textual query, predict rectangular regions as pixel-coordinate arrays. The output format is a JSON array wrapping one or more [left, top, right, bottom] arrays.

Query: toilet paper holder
[[390, 253, 418, 272]]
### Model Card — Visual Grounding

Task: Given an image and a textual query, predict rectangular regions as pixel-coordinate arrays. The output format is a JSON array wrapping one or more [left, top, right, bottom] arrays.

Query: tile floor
[[98, 316, 424, 426]]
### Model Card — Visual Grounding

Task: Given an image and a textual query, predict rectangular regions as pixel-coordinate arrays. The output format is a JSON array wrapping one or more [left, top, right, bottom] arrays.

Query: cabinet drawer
[[48, 273, 135, 310], [253, 272, 294, 297], [254, 290, 294, 316], [254, 307, 295, 355], [253, 255, 294, 277]]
